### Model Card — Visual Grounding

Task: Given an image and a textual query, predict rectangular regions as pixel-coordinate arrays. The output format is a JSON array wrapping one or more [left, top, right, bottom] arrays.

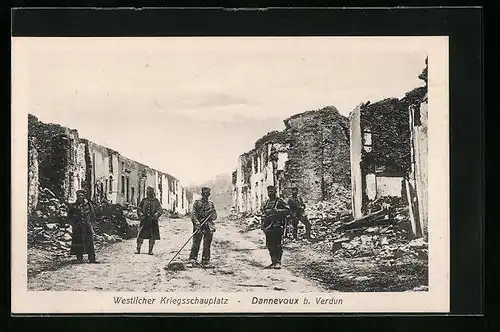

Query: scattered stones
[[28, 186, 139, 259]]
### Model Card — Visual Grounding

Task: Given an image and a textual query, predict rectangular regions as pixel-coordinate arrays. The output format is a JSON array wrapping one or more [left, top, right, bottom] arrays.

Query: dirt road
[[27, 216, 327, 292]]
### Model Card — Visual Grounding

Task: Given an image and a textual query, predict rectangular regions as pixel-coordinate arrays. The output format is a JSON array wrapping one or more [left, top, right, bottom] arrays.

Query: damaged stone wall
[[66, 130, 87, 203], [232, 106, 351, 213], [27, 114, 193, 212], [359, 98, 411, 176], [28, 137, 39, 214], [29, 115, 72, 199], [349, 64, 428, 239], [350, 98, 412, 217], [28, 115, 87, 202], [406, 84, 428, 238], [283, 106, 351, 202], [85, 142, 120, 204], [349, 104, 364, 219]]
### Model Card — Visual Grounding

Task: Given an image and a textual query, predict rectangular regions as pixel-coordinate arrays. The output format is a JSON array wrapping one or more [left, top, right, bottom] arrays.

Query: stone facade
[[349, 81, 428, 239], [407, 89, 428, 237], [27, 115, 192, 214], [28, 115, 88, 202], [232, 106, 351, 213], [282, 106, 351, 202], [349, 98, 410, 218], [27, 137, 39, 214]]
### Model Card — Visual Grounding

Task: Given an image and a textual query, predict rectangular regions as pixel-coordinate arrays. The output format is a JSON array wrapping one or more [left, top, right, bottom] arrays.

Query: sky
[[15, 37, 427, 186]]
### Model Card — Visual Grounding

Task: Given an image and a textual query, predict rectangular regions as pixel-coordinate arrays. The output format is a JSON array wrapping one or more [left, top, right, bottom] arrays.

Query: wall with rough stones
[[28, 137, 39, 214], [408, 88, 428, 238], [232, 106, 351, 213], [349, 98, 411, 216], [282, 106, 351, 203], [27, 114, 193, 213]]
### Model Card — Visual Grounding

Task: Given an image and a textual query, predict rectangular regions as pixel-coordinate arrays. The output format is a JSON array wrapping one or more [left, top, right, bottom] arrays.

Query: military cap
[[267, 185, 276, 190], [76, 189, 86, 195], [201, 187, 211, 193]]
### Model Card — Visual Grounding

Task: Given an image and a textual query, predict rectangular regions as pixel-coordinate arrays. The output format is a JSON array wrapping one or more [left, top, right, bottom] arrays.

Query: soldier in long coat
[[68, 189, 98, 263], [261, 186, 290, 269], [135, 187, 163, 255], [189, 187, 217, 267]]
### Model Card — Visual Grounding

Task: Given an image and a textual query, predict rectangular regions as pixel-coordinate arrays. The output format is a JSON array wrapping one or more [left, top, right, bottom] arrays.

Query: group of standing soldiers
[[66, 184, 310, 271], [66, 186, 218, 266], [66, 186, 165, 263]]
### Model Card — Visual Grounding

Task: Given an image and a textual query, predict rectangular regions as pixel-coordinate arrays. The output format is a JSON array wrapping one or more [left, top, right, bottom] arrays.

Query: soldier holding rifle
[[287, 187, 312, 240], [261, 185, 290, 269]]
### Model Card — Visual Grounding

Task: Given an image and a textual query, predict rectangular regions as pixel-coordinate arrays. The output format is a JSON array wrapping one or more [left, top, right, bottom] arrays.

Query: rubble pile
[[305, 184, 352, 220], [93, 203, 139, 240], [122, 205, 139, 220], [244, 215, 262, 231], [31, 188, 68, 225], [327, 196, 428, 263], [228, 210, 261, 231], [28, 187, 139, 257], [304, 185, 353, 241]]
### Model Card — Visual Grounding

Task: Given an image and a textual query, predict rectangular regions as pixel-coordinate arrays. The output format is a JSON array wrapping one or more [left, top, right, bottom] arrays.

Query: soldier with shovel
[[188, 187, 218, 268]]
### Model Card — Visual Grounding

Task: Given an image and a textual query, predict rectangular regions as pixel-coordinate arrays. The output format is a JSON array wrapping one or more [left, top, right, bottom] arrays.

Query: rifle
[[283, 215, 290, 240], [165, 213, 212, 267]]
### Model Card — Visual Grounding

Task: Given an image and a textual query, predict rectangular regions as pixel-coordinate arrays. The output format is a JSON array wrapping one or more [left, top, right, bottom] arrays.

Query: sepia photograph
[[12, 36, 449, 313]]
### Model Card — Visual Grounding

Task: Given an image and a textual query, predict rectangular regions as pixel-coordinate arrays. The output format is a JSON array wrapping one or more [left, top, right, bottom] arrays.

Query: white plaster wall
[[349, 105, 363, 218], [365, 173, 377, 201], [376, 176, 403, 198], [28, 138, 39, 214], [277, 152, 288, 171], [413, 98, 428, 236]]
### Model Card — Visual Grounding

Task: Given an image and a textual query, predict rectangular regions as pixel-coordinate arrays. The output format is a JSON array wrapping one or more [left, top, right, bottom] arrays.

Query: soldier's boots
[[201, 261, 213, 268], [274, 263, 282, 269]]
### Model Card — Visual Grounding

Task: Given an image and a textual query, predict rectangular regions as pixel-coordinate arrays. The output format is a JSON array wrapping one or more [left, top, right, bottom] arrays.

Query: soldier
[[189, 187, 217, 267], [261, 185, 290, 269], [287, 187, 312, 240], [135, 187, 163, 255], [68, 189, 98, 263]]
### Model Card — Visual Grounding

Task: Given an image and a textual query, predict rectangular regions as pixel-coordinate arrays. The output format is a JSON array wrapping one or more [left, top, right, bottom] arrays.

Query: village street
[[27, 215, 328, 292]]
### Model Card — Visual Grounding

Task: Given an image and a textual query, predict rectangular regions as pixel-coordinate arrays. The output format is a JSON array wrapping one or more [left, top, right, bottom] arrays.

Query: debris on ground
[[325, 196, 427, 262], [230, 194, 428, 292], [27, 187, 140, 277]]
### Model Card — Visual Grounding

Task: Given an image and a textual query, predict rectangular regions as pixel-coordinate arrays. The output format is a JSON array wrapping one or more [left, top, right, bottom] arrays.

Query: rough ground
[[27, 216, 325, 292], [27, 216, 427, 292]]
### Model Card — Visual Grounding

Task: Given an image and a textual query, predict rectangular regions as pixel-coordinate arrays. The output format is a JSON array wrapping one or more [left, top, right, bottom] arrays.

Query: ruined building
[[232, 106, 351, 213], [28, 114, 192, 215], [349, 59, 428, 237], [349, 98, 411, 218]]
